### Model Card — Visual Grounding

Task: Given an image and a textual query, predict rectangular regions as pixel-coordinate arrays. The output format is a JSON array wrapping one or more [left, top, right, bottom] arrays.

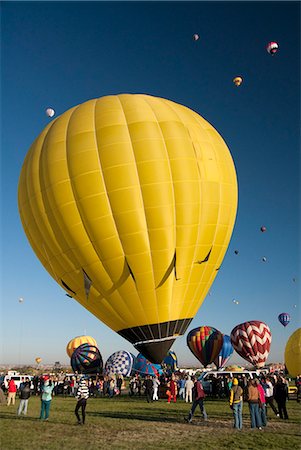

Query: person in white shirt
[[152, 377, 160, 401], [185, 376, 194, 403]]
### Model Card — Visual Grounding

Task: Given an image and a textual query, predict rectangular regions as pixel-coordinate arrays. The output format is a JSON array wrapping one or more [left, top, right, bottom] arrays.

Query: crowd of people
[[1, 371, 300, 429]]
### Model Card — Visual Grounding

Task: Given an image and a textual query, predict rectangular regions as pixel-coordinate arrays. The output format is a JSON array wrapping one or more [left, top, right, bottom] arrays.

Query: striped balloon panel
[[71, 343, 103, 374], [132, 353, 163, 377], [66, 335, 98, 358], [187, 326, 223, 367], [230, 321, 272, 368], [278, 313, 290, 327]]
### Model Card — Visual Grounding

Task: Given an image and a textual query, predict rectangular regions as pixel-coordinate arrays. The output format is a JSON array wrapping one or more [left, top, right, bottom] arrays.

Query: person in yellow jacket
[[229, 378, 243, 430]]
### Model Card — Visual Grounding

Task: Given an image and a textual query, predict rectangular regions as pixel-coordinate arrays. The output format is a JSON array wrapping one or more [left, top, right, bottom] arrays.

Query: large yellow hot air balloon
[[66, 335, 98, 358], [18, 94, 238, 363], [285, 328, 301, 377]]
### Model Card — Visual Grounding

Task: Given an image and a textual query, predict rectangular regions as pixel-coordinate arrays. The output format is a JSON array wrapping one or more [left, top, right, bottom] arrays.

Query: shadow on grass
[[88, 410, 231, 428], [0, 413, 42, 422]]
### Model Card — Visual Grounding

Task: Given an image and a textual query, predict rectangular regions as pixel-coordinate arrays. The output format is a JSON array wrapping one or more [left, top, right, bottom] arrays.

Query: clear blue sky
[[1, 1, 300, 367]]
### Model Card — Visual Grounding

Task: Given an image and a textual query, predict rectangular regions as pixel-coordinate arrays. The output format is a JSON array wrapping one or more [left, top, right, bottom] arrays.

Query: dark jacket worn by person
[[20, 383, 31, 400]]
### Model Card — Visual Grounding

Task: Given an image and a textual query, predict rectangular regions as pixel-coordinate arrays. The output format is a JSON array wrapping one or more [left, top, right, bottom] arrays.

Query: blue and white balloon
[[104, 350, 135, 377]]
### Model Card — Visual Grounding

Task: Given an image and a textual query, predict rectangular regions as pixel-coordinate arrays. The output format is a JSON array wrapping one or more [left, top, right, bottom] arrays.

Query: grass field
[[1, 395, 300, 450]]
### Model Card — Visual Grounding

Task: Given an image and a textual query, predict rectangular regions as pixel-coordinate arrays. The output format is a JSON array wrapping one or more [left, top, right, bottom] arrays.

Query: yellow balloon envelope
[[18, 94, 238, 362], [285, 328, 301, 377], [66, 335, 98, 358], [35, 357, 42, 364]]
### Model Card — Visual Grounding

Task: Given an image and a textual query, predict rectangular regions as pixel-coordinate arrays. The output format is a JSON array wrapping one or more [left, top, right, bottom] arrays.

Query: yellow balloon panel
[[285, 328, 301, 377], [66, 335, 97, 358], [19, 94, 238, 362]]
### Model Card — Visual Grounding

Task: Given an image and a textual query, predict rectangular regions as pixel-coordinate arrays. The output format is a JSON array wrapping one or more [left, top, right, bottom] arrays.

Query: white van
[[4, 374, 33, 390], [198, 370, 260, 395]]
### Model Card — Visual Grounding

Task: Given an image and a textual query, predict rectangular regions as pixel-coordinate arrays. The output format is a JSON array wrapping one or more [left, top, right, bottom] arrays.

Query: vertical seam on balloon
[[112, 95, 154, 341], [185, 110, 224, 318], [22, 126, 59, 276], [65, 101, 110, 299], [40, 108, 127, 328], [142, 95, 177, 340], [62, 102, 132, 329], [161, 99, 204, 337], [89, 98, 140, 328], [38, 114, 84, 293]]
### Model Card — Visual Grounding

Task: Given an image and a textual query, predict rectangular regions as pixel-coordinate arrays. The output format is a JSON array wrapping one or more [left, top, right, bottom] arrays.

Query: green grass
[[1, 396, 300, 450]]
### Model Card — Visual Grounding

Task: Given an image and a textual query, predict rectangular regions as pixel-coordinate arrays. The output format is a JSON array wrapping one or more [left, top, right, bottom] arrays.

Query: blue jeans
[[233, 402, 243, 429], [189, 398, 207, 420], [40, 400, 51, 419], [18, 399, 29, 415], [259, 404, 267, 426], [249, 402, 262, 428]]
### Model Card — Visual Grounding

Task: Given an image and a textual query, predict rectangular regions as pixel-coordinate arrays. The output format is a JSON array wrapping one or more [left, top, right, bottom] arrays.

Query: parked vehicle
[[3, 374, 34, 390], [198, 370, 259, 395]]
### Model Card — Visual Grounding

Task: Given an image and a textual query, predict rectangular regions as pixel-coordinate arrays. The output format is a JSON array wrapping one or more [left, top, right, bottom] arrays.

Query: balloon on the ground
[[233, 76, 243, 86], [45, 107, 55, 117], [230, 320, 272, 368], [66, 335, 98, 358], [193, 34, 200, 41], [267, 42, 279, 55], [132, 353, 163, 377], [214, 335, 234, 369], [35, 357, 42, 364], [285, 328, 301, 377], [260, 226, 267, 232], [187, 326, 224, 367], [225, 365, 244, 371], [104, 350, 135, 377], [18, 94, 238, 364], [162, 350, 178, 374], [71, 343, 103, 374], [278, 313, 290, 327]]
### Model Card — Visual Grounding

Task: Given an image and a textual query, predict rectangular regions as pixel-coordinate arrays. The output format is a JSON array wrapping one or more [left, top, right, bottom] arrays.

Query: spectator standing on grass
[[185, 376, 194, 403], [7, 379, 17, 406], [75, 378, 89, 425], [153, 376, 160, 401], [296, 375, 301, 403], [274, 376, 289, 420], [184, 376, 207, 423], [247, 379, 262, 430], [167, 375, 177, 403], [256, 379, 267, 427], [178, 377, 186, 400], [262, 377, 279, 418], [144, 375, 153, 403], [0, 385, 6, 404], [116, 376, 123, 395], [229, 378, 243, 430], [39, 377, 54, 421], [17, 378, 31, 416]]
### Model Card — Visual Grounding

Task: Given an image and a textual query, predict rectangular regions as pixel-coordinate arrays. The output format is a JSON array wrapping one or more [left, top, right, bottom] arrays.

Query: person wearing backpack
[[229, 378, 243, 429]]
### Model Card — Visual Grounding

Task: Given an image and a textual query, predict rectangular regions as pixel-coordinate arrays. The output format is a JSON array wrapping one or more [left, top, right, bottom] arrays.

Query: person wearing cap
[[229, 378, 243, 430]]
